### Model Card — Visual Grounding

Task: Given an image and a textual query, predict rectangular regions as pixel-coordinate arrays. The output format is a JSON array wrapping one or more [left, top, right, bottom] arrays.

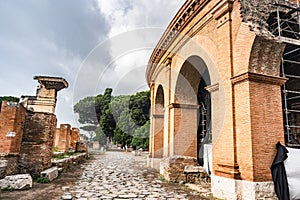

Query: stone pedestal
[[19, 112, 57, 176], [212, 175, 277, 200]]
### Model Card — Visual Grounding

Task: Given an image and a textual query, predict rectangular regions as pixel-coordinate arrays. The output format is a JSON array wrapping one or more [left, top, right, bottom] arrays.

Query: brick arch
[[175, 55, 211, 105], [171, 55, 211, 158], [248, 36, 285, 76], [154, 85, 165, 115], [152, 85, 165, 158]]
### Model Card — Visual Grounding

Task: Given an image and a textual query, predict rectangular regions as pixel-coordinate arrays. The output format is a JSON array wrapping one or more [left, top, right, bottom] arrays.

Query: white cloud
[[0, 0, 184, 127], [96, 0, 184, 37]]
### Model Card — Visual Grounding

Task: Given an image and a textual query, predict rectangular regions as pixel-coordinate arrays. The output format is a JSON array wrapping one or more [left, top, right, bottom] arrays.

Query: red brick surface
[[0, 101, 26, 154]]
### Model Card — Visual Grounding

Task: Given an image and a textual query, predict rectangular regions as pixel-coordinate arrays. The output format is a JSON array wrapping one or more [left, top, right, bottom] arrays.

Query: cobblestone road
[[62, 152, 198, 200]]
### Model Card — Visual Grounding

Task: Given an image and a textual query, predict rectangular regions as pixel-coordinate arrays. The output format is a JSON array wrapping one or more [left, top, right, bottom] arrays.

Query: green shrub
[[36, 177, 50, 183]]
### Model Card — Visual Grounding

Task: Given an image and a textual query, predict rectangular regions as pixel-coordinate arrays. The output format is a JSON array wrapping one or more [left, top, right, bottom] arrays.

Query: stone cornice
[[205, 83, 219, 93], [146, 0, 208, 84], [231, 72, 287, 86], [168, 103, 200, 109], [146, 0, 234, 85], [153, 114, 164, 118]]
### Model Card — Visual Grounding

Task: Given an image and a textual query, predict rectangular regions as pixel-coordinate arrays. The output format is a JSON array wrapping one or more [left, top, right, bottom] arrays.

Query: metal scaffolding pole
[[277, 0, 300, 145]]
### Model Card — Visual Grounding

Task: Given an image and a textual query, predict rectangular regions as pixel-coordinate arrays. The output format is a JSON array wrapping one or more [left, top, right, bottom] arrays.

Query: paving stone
[[61, 193, 72, 200], [61, 152, 209, 200]]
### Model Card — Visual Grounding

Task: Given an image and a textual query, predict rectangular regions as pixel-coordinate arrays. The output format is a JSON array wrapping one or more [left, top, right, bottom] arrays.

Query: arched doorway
[[197, 73, 211, 165], [174, 55, 211, 164], [152, 85, 164, 157]]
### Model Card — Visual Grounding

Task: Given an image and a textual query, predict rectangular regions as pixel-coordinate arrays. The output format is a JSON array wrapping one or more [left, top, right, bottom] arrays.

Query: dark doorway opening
[[197, 70, 211, 165]]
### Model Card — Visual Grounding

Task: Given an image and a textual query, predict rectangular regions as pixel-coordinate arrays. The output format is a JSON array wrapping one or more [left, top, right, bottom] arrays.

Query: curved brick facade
[[146, 0, 294, 199]]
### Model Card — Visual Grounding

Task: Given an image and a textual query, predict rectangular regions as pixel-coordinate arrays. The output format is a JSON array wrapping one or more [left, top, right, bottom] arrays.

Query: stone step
[[40, 166, 58, 181]]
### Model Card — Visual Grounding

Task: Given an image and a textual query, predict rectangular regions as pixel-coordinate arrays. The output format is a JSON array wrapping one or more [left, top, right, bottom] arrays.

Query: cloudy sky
[[0, 0, 184, 127]]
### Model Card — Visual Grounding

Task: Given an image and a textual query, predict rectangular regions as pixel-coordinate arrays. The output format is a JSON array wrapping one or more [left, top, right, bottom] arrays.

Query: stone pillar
[[53, 128, 60, 151], [57, 124, 71, 153], [169, 103, 199, 157], [149, 83, 155, 158], [152, 114, 164, 158], [0, 101, 26, 178], [212, 72, 286, 199], [20, 76, 68, 114], [0, 102, 26, 154], [19, 111, 57, 176], [233, 73, 286, 181], [71, 128, 80, 150], [164, 59, 172, 157]]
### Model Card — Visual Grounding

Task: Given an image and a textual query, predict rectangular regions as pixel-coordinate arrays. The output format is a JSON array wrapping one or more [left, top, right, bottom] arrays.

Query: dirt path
[[0, 157, 95, 200]]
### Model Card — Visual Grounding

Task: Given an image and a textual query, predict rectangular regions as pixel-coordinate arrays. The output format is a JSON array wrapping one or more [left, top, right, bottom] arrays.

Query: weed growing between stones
[[35, 177, 50, 184], [159, 174, 166, 182], [1, 187, 15, 192]]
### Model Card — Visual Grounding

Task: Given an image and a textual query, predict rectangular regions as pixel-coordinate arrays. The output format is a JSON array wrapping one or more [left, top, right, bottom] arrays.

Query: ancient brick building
[[0, 102, 26, 155], [0, 102, 26, 178], [54, 125, 80, 152], [0, 76, 68, 176], [55, 124, 71, 152], [146, 0, 300, 199]]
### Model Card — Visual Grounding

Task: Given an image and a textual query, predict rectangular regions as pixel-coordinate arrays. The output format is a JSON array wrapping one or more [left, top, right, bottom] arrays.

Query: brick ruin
[[0, 102, 26, 178], [53, 124, 81, 153], [147, 0, 300, 199], [18, 111, 57, 175], [0, 76, 70, 177]]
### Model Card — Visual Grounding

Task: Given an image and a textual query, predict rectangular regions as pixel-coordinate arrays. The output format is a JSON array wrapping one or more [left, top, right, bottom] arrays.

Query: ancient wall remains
[[160, 156, 198, 183], [0, 101, 26, 154], [71, 128, 80, 150], [0, 101, 26, 178], [18, 111, 57, 176], [0, 155, 19, 179], [56, 124, 71, 152]]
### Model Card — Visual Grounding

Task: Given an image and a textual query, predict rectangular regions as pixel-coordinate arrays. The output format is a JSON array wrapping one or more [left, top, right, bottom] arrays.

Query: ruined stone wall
[[56, 124, 71, 152], [70, 128, 80, 150], [239, 0, 297, 38], [0, 155, 19, 179], [160, 156, 198, 183], [0, 101, 26, 178], [19, 111, 57, 176], [53, 128, 60, 150], [0, 101, 26, 154]]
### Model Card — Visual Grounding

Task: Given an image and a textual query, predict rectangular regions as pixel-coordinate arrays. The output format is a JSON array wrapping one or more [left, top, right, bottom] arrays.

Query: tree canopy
[[0, 96, 20, 111], [73, 88, 151, 149]]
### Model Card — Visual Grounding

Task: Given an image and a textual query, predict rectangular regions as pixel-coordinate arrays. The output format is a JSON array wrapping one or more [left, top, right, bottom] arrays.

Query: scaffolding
[[272, 0, 300, 146]]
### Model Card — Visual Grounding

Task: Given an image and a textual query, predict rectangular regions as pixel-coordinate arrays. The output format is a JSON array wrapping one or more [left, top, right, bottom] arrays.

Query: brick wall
[[53, 128, 60, 150], [18, 111, 57, 176], [71, 128, 80, 150], [148, 0, 288, 188], [172, 104, 198, 158], [56, 124, 71, 152], [0, 101, 26, 154], [153, 115, 164, 158]]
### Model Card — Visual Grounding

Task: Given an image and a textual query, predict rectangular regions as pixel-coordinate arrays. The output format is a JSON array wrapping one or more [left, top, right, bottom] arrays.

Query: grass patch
[[52, 151, 80, 160], [1, 187, 15, 192], [36, 177, 50, 184]]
